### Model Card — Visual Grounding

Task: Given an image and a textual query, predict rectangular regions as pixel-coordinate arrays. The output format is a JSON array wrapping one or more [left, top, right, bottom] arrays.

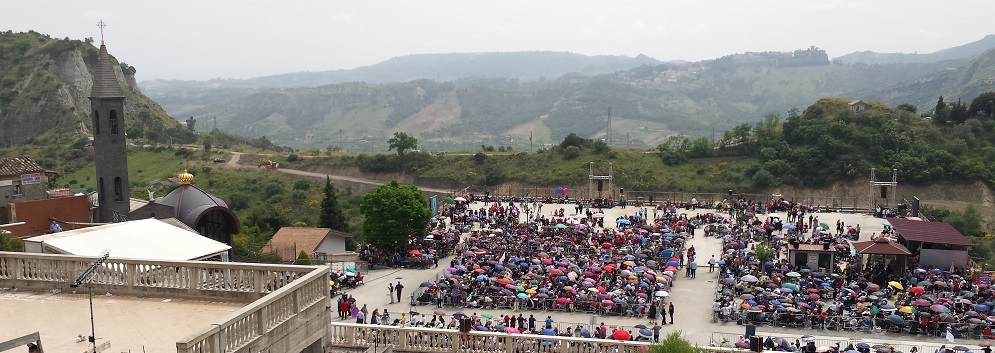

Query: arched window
[[93, 110, 100, 135], [98, 177, 104, 201], [114, 177, 123, 201], [109, 110, 118, 135]]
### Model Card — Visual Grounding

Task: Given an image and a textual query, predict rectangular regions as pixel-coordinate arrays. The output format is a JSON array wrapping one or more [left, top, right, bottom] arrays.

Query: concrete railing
[[0, 251, 315, 300], [326, 322, 750, 353], [176, 264, 331, 353]]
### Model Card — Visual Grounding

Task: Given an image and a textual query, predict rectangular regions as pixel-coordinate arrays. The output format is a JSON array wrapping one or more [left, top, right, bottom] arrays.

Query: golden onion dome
[[177, 169, 194, 185]]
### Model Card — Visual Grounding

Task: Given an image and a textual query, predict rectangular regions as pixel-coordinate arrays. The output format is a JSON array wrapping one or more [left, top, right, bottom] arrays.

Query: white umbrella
[[454, 197, 467, 202], [592, 213, 605, 219], [741, 275, 759, 283], [654, 290, 669, 297]]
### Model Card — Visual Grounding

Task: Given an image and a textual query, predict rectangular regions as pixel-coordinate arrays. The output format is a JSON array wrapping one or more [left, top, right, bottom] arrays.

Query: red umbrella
[[602, 242, 613, 248], [612, 330, 631, 340], [409, 249, 421, 255], [909, 287, 926, 295], [807, 288, 819, 294]]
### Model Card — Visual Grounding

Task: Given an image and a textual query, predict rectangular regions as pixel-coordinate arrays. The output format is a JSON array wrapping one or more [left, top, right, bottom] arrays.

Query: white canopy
[[24, 218, 231, 261]]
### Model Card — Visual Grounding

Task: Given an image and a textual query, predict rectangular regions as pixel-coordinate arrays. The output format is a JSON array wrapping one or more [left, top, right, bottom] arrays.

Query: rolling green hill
[[180, 53, 987, 150]]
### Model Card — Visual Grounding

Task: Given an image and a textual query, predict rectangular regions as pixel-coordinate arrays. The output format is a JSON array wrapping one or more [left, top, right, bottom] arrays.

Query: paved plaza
[[341, 202, 983, 350]]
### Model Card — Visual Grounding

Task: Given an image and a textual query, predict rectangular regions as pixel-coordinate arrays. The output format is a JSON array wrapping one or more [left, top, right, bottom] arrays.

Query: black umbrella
[[634, 324, 647, 329], [886, 314, 904, 325], [420, 282, 433, 287], [856, 343, 871, 349]]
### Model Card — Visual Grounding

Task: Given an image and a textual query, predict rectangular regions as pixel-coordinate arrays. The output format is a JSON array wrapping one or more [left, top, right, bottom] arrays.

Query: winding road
[[226, 152, 454, 194]]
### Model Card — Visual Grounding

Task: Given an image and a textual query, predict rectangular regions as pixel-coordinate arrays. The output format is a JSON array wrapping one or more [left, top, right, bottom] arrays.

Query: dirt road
[[226, 151, 454, 194]]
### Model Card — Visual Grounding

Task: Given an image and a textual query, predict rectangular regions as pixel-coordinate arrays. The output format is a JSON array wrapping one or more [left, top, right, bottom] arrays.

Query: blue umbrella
[[821, 282, 832, 287], [783, 224, 797, 230], [616, 219, 631, 224], [580, 328, 592, 338], [476, 275, 487, 281], [667, 261, 679, 267], [476, 325, 490, 331], [800, 268, 812, 273], [975, 304, 990, 312], [716, 260, 726, 265], [639, 282, 650, 288], [541, 328, 557, 336], [558, 276, 569, 282], [517, 293, 529, 299], [930, 268, 942, 274], [747, 300, 757, 306], [346, 267, 357, 273], [764, 261, 774, 267], [495, 265, 506, 271]]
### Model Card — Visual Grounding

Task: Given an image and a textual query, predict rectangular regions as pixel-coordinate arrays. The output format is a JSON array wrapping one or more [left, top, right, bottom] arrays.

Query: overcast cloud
[[3, 0, 993, 81]]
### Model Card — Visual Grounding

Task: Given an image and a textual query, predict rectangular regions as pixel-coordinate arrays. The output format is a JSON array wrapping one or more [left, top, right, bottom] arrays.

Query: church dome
[[154, 171, 240, 236]]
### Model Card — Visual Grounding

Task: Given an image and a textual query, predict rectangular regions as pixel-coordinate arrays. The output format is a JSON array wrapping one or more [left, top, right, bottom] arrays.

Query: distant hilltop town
[[723, 46, 830, 67]]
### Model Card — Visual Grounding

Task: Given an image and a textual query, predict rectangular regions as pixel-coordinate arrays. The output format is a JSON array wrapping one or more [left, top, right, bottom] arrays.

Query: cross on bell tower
[[90, 21, 130, 223], [97, 20, 107, 45]]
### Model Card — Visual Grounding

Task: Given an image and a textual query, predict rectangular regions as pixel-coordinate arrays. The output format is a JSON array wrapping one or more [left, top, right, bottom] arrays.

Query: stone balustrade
[[0, 251, 332, 353], [0, 251, 315, 300], [326, 322, 751, 353]]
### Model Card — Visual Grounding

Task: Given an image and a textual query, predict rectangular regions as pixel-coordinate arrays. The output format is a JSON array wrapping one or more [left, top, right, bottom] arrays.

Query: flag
[[498, 252, 506, 264], [945, 329, 955, 343]]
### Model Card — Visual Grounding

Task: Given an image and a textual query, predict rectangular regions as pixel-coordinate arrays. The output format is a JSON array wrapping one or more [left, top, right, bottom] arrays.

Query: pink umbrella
[[504, 327, 520, 333]]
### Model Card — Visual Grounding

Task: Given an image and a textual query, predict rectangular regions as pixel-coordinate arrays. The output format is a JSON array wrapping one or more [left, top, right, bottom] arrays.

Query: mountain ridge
[[834, 34, 995, 65]]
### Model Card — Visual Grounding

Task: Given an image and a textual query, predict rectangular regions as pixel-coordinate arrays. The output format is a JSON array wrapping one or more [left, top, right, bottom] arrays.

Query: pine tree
[[319, 177, 348, 231]]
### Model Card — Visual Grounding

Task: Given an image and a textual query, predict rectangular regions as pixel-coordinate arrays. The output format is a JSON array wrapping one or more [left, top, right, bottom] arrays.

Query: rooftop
[[0, 155, 44, 177], [0, 289, 243, 352], [887, 217, 974, 246], [853, 238, 912, 256]]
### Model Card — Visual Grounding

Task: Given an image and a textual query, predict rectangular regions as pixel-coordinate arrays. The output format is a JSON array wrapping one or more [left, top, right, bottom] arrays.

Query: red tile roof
[[792, 243, 836, 252], [262, 227, 332, 262], [0, 155, 43, 177], [887, 217, 974, 246], [853, 238, 911, 255]]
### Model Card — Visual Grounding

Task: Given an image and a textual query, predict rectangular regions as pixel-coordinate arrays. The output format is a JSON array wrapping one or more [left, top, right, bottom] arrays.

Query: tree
[[559, 133, 589, 149], [360, 180, 430, 250], [950, 100, 969, 124], [319, 177, 348, 232], [935, 96, 947, 114], [968, 92, 995, 118], [896, 103, 917, 114], [946, 204, 984, 237], [295, 251, 311, 265], [185, 116, 196, 131], [0, 229, 22, 252], [562, 145, 581, 160], [388, 132, 418, 155]]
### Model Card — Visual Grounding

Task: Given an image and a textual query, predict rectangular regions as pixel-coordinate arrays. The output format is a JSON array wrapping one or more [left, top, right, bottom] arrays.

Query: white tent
[[24, 218, 231, 261]]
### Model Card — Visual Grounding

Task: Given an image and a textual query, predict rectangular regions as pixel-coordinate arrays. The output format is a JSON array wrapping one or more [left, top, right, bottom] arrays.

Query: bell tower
[[90, 21, 130, 223]]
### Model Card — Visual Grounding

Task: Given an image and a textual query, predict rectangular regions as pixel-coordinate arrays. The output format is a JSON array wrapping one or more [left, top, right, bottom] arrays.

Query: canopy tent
[[23, 218, 231, 261], [852, 238, 910, 272]]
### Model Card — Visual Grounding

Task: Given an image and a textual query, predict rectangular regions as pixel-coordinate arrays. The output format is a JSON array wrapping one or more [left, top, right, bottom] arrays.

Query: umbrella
[[741, 275, 759, 283], [866, 283, 881, 291], [722, 278, 736, 285], [888, 281, 904, 290], [476, 325, 489, 331], [953, 347, 970, 352], [782, 283, 798, 291], [655, 290, 669, 297], [786, 271, 801, 278], [801, 335, 816, 343], [453, 312, 466, 319], [580, 328, 591, 338], [979, 341, 992, 348], [541, 328, 557, 336], [420, 281, 433, 287], [931, 305, 951, 313], [886, 314, 905, 325], [453, 197, 467, 202], [639, 328, 653, 338], [910, 286, 926, 295], [900, 306, 915, 314], [612, 330, 631, 340], [976, 304, 991, 312], [592, 213, 605, 219], [740, 294, 755, 300], [504, 327, 520, 333], [409, 249, 421, 256]]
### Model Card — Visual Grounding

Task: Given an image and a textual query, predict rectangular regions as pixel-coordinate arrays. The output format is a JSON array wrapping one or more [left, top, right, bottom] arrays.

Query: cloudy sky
[[4, 0, 993, 81]]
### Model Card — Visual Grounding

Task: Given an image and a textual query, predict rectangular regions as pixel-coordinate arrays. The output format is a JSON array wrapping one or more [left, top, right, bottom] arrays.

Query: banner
[[20, 173, 41, 185]]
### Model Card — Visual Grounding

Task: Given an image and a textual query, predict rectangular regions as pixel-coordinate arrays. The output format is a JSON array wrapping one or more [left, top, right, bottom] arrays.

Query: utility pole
[[71, 250, 110, 353], [530, 130, 533, 153], [606, 108, 613, 147]]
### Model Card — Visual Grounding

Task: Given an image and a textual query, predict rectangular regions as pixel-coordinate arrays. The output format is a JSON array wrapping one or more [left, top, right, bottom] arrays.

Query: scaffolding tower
[[868, 168, 898, 211], [588, 162, 614, 200]]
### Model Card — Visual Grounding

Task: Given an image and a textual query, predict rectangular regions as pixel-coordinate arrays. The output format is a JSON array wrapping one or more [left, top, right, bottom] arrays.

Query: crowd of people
[[706, 197, 994, 346]]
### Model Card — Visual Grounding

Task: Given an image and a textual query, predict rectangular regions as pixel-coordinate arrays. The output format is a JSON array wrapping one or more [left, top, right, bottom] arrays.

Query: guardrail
[[0, 251, 315, 300]]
